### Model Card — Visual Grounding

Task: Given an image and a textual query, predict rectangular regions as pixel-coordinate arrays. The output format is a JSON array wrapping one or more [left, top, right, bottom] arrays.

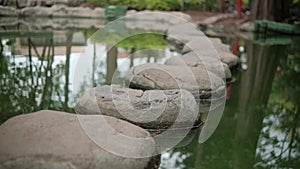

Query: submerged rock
[[164, 51, 232, 80], [75, 86, 200, 130], [125, 63, 226, 100], [0, 110, 158, 169]]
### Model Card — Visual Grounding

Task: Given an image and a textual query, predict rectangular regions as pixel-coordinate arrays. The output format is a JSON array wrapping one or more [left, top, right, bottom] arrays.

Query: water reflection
[[0, 30, 172, 123], [1, 37, 62, 123], [105, 44, 118, 85], [159, 37, 300, 169], [1, 27, 299, 168], [233, 42, 285, 169]]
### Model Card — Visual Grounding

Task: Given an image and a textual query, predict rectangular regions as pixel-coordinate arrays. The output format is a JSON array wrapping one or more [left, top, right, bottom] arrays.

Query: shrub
[[85, 0, 219, 11], [86, 0, 181, 11]]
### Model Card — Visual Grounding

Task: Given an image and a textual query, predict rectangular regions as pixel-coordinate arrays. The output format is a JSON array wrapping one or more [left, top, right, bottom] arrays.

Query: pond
[[0, 18, 299, 169]]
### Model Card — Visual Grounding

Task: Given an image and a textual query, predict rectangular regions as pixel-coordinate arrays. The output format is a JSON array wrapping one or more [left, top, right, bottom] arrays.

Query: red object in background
[[226, 37, 240, 100], [237, 0, 242, 18], [226, 84, 233, 100], [232, 37, 239, 55]]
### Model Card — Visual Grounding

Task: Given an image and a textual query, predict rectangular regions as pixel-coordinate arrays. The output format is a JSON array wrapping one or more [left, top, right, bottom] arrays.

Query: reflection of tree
[[166, 41, 296, 169], [64, 31, 73, 111], [0, 33, 74, 124], [233, 42, 285, 169], [106, 44, 118, 85], [251, 0, 289, 21], [255, 50, 300, 168], [130, 48, 136, 68], [0, 39, 3, 54], [39, 39, 55, 110]]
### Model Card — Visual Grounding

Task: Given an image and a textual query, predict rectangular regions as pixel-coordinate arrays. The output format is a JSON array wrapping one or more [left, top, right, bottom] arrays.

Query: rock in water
[[180, 38, 239, 68], [181, 37, 231, 54], [165, 23, 205, 51], [0, 110, 158, 169], [125, 63, 225, 100], [217, 51, 240, 68], [164, 51, 232, 81], [75, 86, 200, 130]]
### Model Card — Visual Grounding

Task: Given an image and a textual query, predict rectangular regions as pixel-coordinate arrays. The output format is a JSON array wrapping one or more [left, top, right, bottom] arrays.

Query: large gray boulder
[[20, 5, 104, 18], [125, 11, 192, 31], [1, 0, 81, 8], [0, 17, 104, 31], [180, 38, 239, 68], [217, 51, 240, 68], [125, 63, 226, 100], [75, 86, 200, 130], [181, 37, 231, 54], [164, 51, 232, 81], [0, 110, 158, 169], [165, 23, 205, 51], [0, 6, 19, 16]]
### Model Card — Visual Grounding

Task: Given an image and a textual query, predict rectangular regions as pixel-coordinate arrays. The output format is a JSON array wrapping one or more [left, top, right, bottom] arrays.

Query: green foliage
[[86, 0, 217, 11], [123, 0, 146, 10], [290, 0, 300, 18], [86, 0, 178, 10], [205, 0, 217, 11], [144, 0, 171, 11], [86, 0, 108, 6], [185, 0, 217, 11], [117, 33, 167, 49], [89, 29, 167, 49]]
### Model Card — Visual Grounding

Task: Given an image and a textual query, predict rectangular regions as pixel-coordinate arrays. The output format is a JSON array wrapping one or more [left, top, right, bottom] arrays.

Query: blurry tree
[[251, 0, 290, 21], [216, 0, 225, 12]]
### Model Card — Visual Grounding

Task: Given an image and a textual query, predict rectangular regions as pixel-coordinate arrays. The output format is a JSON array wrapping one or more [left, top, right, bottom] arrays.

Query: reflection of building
[[15, 31, 86, 56]]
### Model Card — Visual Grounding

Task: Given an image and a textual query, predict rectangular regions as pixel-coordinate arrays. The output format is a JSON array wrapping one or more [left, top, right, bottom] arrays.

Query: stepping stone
[[164, 51, 232, 81], [181, 37, 231, 54], [125, 63, 226, 101], [217, 51, 240, 68], [165, 23, 205, 51], [180, 38, 239, 68], [75, 85, 200, 130], [0, 110, 158, 169]]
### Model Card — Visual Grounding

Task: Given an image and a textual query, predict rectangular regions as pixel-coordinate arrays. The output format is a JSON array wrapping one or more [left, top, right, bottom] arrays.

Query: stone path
[[0, 11, 240, 168], [75, 85, 199, 129]]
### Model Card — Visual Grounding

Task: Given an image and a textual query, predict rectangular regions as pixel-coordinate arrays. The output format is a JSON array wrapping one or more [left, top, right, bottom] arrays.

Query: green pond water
[[0, 25, 300, 169]]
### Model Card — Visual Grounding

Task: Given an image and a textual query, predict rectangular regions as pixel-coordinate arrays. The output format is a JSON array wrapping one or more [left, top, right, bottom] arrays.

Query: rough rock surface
[[0, 5, 104, 18], [125, 63, 225, 100], [124, 11, 192, 32], [197, 13, 235, 26], [75, 86, 199, 129], [165, 23, 205, 50], [175, 38, 239, 68], [181, 37, 231, 54], [20, 5, 104, 18], [164, 51, 232, 80], [0, 110, 157, 169], [0, 6, 19, 16], [126, 10, 192, 23], [1, 0, 81, 8], [217, 51, 240, 68]]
